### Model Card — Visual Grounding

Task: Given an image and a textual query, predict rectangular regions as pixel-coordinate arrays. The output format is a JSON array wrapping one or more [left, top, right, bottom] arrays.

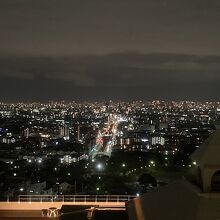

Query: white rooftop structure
[[191, 128, 220, 192]]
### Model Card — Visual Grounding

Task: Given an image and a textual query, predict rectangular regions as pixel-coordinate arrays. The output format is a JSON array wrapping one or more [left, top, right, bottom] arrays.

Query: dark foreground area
[[0, 210, 55, 220], [60, 209, 127, 220], [0, 218, 51, 220]]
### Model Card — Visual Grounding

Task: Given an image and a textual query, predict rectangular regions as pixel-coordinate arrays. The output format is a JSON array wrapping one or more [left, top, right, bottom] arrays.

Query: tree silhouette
[[138, 173, 157, 192]]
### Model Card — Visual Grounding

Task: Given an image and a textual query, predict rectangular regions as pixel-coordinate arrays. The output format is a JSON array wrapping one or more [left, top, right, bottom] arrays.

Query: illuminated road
[[90, 115, 119, 159]]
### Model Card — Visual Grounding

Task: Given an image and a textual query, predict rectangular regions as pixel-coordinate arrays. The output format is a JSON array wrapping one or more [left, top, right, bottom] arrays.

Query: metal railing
[[15, 194, 136, 204]]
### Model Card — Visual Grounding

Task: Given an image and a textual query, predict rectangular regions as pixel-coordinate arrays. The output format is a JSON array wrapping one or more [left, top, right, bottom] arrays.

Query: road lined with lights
[[90, 115, 119, 159]]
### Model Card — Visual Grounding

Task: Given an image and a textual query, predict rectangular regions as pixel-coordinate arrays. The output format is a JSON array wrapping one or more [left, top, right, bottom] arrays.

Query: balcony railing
[[6, 194, 136, 204]]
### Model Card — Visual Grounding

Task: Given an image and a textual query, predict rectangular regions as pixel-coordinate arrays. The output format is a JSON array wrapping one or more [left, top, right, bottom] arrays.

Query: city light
[[96, 163, 103, 170], [0, 100, 218, 207], [141, 138, 148, 142]]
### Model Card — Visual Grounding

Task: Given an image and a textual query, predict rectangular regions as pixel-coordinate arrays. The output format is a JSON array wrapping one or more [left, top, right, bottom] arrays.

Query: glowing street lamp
[[96, 163, 103, 171]]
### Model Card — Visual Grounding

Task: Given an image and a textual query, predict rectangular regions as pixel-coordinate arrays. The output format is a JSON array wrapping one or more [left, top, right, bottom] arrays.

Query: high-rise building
[[152, 136, 165, 146], [59, 121, 70, 140], [24, 128, 29, 138]]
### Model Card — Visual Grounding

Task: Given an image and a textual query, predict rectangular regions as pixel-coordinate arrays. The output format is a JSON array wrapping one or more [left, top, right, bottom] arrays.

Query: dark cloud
[[0, 0, 220, 55], [0, 0, 219, 101], [0, 52, 220, 101]]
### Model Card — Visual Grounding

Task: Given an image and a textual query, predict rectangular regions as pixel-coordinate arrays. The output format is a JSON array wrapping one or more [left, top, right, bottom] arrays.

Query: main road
[[90, 114, 119, 159]]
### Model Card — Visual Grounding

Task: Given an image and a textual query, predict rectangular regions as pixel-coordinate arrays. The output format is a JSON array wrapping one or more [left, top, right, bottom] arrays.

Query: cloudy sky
[[0, 0, 220, 101]]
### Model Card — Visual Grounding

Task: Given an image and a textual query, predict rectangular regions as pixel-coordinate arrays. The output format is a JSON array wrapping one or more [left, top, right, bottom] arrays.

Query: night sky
[[0, 0, 220, 102]]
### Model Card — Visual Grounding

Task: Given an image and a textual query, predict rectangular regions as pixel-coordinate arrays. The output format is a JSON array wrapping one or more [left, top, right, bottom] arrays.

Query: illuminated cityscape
[[0, 100, 219, 196], [1, 0, 220, 219], [1, 100, 220, 219]]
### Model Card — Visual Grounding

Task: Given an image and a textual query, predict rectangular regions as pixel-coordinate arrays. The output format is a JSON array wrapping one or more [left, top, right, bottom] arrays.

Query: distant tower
[[77, 126, 80, 142], [24, 128, 29, 138], [64, 123, 70, 140], [60, 124, 70, 140], [59, 120, 70, 140], [59, 126, 65, 137]]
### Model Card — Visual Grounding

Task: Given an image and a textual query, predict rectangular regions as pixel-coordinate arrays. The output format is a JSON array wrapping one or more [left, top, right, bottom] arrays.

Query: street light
[[96, 163, 103, 171], [192, 161, 197, 165]]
